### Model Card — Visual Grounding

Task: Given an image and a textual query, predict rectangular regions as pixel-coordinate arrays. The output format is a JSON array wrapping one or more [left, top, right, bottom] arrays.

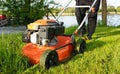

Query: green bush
[[116, 6, 120, 12], [0, 0, 45, 26], [107, 6, 116, 12], [64, 8, 75, 13], [0, 0, 58, 26]]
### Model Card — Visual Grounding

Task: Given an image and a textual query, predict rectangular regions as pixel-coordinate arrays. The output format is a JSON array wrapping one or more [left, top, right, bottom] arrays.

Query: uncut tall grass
[[0, 33, 30, 74]]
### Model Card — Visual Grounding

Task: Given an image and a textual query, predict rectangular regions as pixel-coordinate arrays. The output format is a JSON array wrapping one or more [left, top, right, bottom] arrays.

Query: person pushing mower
[[75, 0, 101, 40]]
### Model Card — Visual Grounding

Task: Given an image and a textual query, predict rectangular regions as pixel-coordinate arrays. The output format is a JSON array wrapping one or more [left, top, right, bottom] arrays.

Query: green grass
[[0, 33, 30, 74], [0, 26, 120, 74]]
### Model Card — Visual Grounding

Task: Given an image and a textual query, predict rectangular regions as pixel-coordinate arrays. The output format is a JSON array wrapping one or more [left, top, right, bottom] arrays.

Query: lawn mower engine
[[22, 19, 65, 46]]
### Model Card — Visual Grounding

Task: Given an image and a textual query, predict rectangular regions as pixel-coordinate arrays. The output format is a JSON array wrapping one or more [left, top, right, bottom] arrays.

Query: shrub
[[116, 6, 120, 12]]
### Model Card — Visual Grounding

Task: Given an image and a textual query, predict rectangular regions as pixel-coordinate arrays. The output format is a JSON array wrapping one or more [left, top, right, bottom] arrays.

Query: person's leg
[[87, 12, 97, 39], [87, 3, 100, 40], [84, 0, 100, 40], [75, 7, 86, 36]]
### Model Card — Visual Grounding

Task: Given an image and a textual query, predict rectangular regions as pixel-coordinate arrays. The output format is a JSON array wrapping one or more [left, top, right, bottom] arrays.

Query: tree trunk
[[102, 0, 107, 26]]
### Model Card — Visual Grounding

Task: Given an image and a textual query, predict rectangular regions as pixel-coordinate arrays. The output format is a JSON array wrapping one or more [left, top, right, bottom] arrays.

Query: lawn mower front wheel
[[40, 49, 58, 69], [78, 39, 86, 53]]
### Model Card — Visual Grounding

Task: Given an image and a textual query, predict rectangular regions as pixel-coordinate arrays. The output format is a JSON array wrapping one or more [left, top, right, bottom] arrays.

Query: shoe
[[84, 35, 92, 40]]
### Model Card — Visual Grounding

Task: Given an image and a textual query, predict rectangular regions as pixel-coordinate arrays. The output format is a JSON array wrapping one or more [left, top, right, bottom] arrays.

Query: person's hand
[[74, 30, 78, 35], [91, 7, 95, 13]]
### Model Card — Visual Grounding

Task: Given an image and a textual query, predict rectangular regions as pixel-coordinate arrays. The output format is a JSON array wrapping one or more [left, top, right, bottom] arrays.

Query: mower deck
[[22, 35, 75, 65]]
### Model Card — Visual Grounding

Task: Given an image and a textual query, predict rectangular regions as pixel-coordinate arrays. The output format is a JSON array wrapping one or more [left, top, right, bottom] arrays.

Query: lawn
[[0, 26, 120, 74]]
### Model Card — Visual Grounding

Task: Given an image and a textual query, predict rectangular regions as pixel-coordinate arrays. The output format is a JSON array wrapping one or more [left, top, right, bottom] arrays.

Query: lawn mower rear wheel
[[40, 49, 58, 69]]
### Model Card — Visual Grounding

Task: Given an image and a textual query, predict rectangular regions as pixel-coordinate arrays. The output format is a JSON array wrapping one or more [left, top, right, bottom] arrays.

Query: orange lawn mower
[[22, 0, 97, 69]]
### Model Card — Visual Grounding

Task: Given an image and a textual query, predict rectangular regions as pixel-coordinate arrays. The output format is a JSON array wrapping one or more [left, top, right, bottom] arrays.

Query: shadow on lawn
[[86, 40, 106, 51], [86, 29, 120, 51], [95, 30, 120, 39]]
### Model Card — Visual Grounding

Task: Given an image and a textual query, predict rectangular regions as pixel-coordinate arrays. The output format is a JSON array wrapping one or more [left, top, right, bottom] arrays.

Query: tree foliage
[[116, 6, 120, 12], [64, 8, 75, 13], [0, 0, 57, 26], [107, 5, 116, 12]]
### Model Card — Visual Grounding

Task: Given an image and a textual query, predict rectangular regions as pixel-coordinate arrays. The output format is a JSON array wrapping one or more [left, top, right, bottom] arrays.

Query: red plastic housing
[[22, 35, 74, 64]]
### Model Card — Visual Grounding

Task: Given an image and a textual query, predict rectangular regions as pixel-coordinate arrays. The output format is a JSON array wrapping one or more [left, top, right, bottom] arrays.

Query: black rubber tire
[[78, 39, 86, 53], [40, 50, 58, 69], [71, 35, 77, 53]]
